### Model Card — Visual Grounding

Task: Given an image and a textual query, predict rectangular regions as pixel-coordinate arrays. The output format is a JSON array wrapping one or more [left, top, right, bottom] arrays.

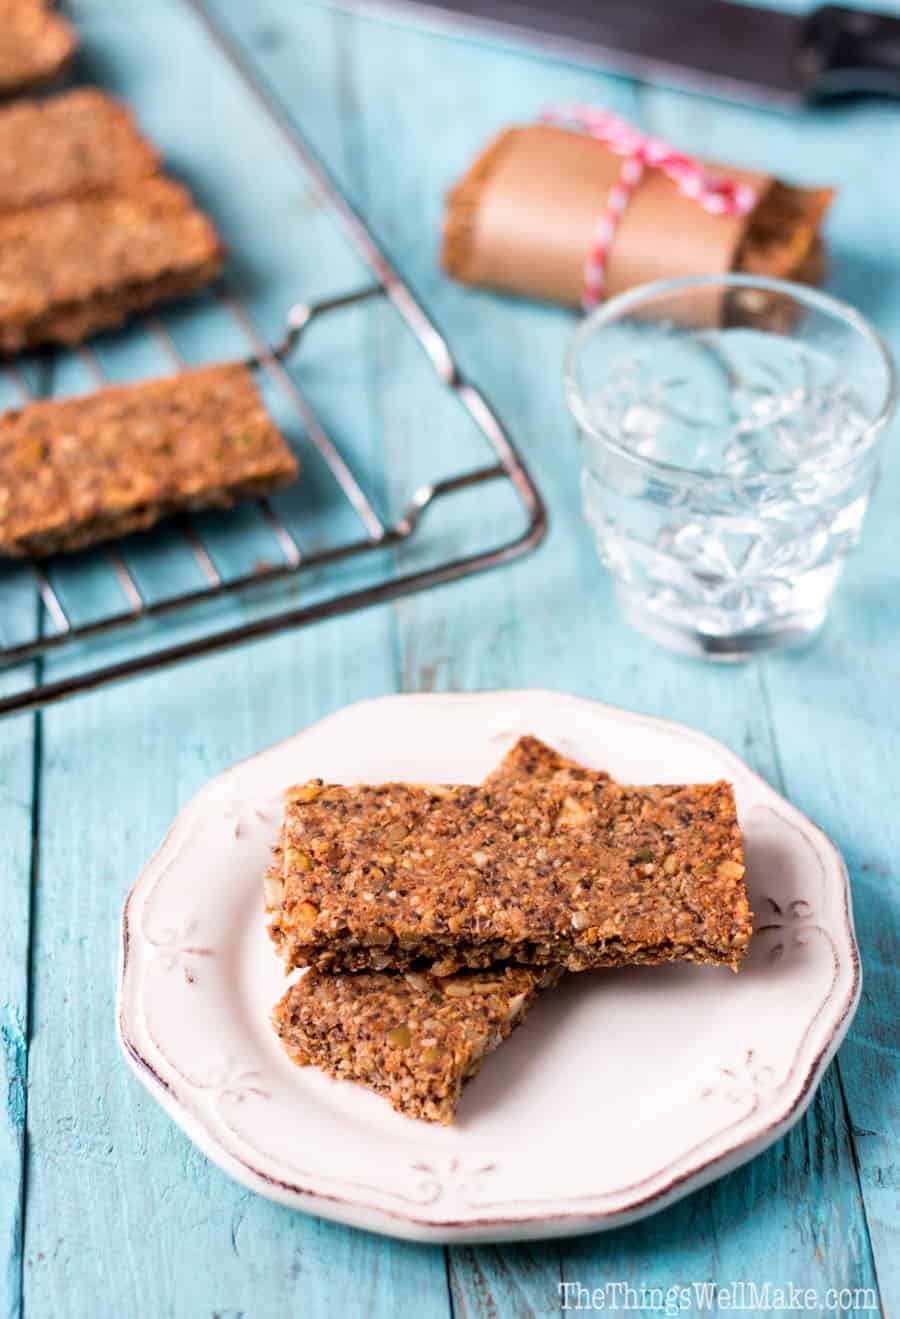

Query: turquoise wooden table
[[2, 0, 898, 1314]]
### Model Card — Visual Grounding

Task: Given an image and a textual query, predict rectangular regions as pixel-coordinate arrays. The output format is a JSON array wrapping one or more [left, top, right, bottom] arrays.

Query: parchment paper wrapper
[[442, 125, 833, 325]]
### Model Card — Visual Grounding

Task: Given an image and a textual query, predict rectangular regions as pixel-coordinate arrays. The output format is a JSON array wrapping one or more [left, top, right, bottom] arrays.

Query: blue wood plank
[[640, 80, 900, 1313], [0, 369, 40, 1319], [0, 695, 36, 1319], [761, 569, 900, 1308], [17, 4, 446, 1318], [22, 638, 457, 1319]]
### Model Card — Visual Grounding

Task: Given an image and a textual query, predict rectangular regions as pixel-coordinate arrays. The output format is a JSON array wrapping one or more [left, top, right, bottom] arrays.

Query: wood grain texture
[[3, 0, 897, 1315], [0, 366, 44, 1319], [0, 684, 36, 1319], [16, 5, 444, 1319]]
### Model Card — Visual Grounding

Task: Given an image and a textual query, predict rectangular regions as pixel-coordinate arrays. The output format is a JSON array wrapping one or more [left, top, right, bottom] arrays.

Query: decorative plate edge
[[116, 690, 862, 1242]]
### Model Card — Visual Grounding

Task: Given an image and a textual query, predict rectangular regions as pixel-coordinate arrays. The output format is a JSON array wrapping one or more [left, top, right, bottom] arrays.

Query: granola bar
[[267, 757, 751, 976], [272, 964, 558, 1124], [0, 0, 77, 96], [0, 89, 160, 213], [263, 736, 598, 934], [0, 176, 223, 353], [441, 123, 833, 321], [268, 739, 596, 1121], [0, 363, 298, 557], [728, 182, 834, 328], [483, 734, 607, 790]]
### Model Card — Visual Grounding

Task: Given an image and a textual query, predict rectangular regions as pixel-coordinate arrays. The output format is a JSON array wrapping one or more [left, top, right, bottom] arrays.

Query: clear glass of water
[[564, 275, 897, 660]]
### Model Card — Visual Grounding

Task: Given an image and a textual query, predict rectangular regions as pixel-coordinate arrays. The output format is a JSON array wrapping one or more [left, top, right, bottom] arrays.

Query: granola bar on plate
[[270, 738, 578, 1123], [267, 744, 750, 975], [273, 964, 559, 1125]]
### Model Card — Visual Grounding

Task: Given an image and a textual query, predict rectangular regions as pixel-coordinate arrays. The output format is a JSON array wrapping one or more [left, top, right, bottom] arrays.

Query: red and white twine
[[539, 105, 759, 310]]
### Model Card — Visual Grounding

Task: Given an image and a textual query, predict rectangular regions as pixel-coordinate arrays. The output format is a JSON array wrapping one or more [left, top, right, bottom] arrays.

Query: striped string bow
[[539, 105, 759, 311]]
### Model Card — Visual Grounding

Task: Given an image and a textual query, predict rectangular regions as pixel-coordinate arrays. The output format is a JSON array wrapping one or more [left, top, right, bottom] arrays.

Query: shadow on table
[[826, 248, 900, 325]]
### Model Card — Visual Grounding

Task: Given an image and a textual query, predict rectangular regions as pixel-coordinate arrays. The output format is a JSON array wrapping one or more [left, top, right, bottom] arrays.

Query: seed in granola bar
[[288, 781, 323, 803], [630, 847, 655, 864], [293, 901, 318, 928], [717, 859, 746, 880], [403, 974, 431, 997], [286, 847, 312, 873], [264, 874, 284, 907], [365, 928, 394, 947]]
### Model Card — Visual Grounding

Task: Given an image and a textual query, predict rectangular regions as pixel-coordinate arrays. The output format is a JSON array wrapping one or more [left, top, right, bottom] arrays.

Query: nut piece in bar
[[0, 176, 224, 354], [272, 964, 558, 1124], [0, 363, 298, 558], [267, 763, 750, 975], [0, 89, 161, 214], [0, 0, 77, 97]]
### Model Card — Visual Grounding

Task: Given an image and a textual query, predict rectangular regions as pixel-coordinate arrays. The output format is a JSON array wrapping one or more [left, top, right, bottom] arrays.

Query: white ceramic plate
[[118, 691, 860, 1243]]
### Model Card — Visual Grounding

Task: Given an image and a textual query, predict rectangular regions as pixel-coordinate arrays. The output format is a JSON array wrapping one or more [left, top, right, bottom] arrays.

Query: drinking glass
[[564, 275, 897, 660]]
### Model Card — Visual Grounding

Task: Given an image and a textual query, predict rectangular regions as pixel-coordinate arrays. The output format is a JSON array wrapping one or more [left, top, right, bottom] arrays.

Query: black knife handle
[[801, 5, 900, 96]]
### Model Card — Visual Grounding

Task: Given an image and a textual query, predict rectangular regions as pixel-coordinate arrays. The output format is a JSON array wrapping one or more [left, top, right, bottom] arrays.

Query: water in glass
[[579, 327, 880, 658]]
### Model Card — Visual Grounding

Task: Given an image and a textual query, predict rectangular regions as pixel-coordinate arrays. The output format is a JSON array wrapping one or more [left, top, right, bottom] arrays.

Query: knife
[[343, 0, 900, 107]]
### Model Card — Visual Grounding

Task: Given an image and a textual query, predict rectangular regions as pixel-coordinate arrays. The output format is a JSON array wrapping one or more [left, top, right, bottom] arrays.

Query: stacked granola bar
[[0, 89, 296, 559], [0, 178, 223, 354], [268, 736, 752, 1124], [0, 89, 160, 212], [0, 87, 223, 353]]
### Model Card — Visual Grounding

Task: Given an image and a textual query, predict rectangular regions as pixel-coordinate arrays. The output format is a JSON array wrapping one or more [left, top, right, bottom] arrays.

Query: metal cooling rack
[[0, 0, 546, 719]]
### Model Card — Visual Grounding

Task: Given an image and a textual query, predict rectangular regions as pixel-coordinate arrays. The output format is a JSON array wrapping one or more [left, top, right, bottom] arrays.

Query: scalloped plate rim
[[117, 689, 861, 1243]]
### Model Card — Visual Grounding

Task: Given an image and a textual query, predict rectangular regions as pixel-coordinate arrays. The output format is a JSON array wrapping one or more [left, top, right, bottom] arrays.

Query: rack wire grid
[[0, 0, 546, 720]]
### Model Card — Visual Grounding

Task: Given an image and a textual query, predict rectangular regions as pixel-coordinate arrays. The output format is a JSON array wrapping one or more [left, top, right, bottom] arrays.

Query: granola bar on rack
[[0, 363, 298, 557], [0, 89, 160, 213], [0, 0, 77, 96], [0, 176, 223, 353]]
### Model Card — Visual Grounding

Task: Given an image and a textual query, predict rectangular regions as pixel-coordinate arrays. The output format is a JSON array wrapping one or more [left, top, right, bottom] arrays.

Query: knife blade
[[341, 0, 900, 107]]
